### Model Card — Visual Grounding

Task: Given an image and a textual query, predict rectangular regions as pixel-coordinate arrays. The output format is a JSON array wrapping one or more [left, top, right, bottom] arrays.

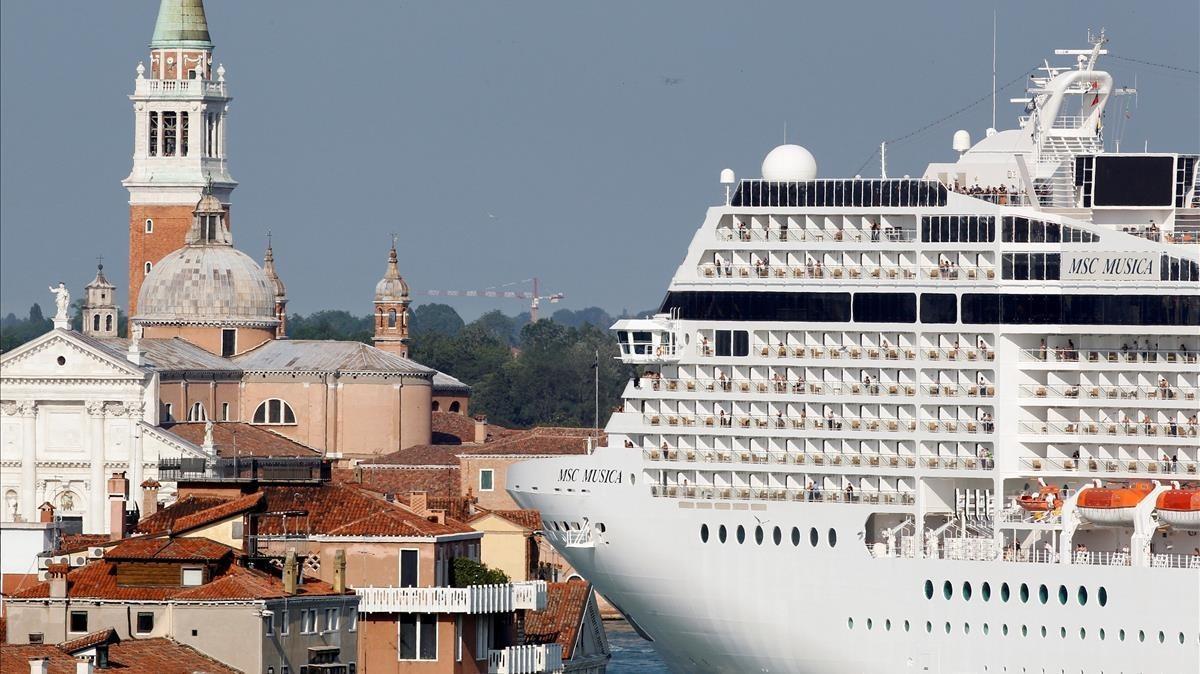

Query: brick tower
[[373, 240, 412, 357], [123, 0, 235, 319]]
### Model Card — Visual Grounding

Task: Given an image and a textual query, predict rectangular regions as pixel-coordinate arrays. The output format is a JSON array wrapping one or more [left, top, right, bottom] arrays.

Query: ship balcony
[[1018, 420, 1198, 442], [649, 483, 916, 506], [614, 317, 680, 364], [488, 644, 564, 674], [1021, 456, 1199, 477], [355, 581, 547, 614], [697, 263, 996, 282], [718, 225, 917, 244], [1005, 549, 1200, 570], [1021, 383, 1198, 403], [703, 344, 994, 363], [641, 448, 992, 472], [1018, 346, 1199, 367], [632, 377, 993, 400], [133, 77, 228, 98], [643, 412, 921, 435]]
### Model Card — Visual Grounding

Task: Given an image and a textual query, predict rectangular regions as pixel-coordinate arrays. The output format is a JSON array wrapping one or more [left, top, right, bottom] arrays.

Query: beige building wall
[[468, 515, 532, 582], [459, 456, 521, 511], [142, 325, 274, 356], [432, 394, 469, 415], [359, 614, 489, 674]]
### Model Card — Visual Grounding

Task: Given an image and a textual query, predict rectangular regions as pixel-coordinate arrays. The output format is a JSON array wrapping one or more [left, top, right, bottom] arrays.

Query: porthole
[[1021, 625, 1028, 637], [885, 619, 892, 632], [791, 527, 801, 546], [904, 620, 911, 632], [718, 525, 727, 543], [981, 581, 991, 601], [848, 617, 854, 630], [1179, 632, 1186, 645], [1058, 585, 1068, 605], [1001, 582, 1010, 602], [828, 528, 837, 547], [1077, 586, 1087, 606], [700, 524, 709, 543], [772, 526, 782, 545], [1038, 584, 1048, 604], [1059, 626, 1066, 639], [924, 580, 934, 600], [1099, 628, 1105, 641], [1098, 587, 1108, 606], [736, 525, 745, 544], [867, 618, 873, 630], [1137, 630, 1145, 643], [1157, 631, 1164, 644], [925, 621, 932, 634], [56, 356, 66, 366], [1019, 583, 1030, 603], [1002, 624, 1009, 636], [963, 623, 970, 635], [754, 525, 764, 545], [962, 581, 973, 601], [943, 580, 953, 600], [1040, 626, 1047, 638], [1119, 629, 1126, 642], [1079, 627, 1086, 640], [983, 623, 989, 635], [945, 622, 952, 634], [809, 527, 818, 547]]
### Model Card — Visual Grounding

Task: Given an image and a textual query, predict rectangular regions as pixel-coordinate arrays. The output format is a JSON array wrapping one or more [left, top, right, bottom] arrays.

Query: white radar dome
[[761, 144, 817, 181], [952, 129, 972, 153], [720, 168, 736, 184]]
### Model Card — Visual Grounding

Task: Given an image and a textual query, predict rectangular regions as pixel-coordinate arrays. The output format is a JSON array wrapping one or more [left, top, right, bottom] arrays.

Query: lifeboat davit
[[1017, 485, 1061, 512], [1156, 488, 1200, 531], [1077, 482, 1155, 526]]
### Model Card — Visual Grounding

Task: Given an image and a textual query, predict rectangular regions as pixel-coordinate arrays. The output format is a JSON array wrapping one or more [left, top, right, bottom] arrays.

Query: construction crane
[[422, 277, 564, 322]]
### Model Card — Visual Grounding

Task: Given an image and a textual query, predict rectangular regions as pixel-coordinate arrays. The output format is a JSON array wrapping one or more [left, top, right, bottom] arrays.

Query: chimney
[[38, 501, 55, 523], [427, 509, 446, 525], [29, 658, 49, 674], [47, 563, 69, 599], [333, 549, 347, 593], [139, 479, 161, 518], [473, 415, 488, 444], [282, 549, 298, 595], [409, 491, 428, 516], [107, 472, 129, 541], [75, 656, 94, 674]]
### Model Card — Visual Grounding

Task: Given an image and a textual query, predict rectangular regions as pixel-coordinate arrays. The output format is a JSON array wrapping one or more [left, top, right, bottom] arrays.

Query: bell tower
[[123, 0, 236, 319], [373, 239, 411, 357], [82, 263, 119, 338]]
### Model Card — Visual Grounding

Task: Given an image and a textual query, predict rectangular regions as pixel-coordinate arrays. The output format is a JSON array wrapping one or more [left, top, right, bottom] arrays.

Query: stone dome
[[761, 144, 818, 181], [136, 246, 279, 327], [374, 244, 410, 302]]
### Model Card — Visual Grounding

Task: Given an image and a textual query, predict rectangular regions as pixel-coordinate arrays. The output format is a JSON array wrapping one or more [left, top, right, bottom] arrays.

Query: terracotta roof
[[1, 637, 241, 674], [470, 509, 543, 531], [59, 627, 118, 653], [9, 542, 340, 602], [524, 580, 592, 660], [431, 412, 518, 445], [104, 537, 233, 563], [461, 427, 603, 458], [335, 465, 461, 499], [136, 495, 233, 535], [163, 422, 322, 458], [364, 444, 463, 466], [255, 483, 475, 538], [56, 533, 112, 554]]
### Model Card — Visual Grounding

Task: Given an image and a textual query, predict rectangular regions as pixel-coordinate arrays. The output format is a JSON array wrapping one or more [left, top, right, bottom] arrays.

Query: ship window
[[944, 622, 952, 634], [963, 623, 970, 635], [962, 581, 972, 601], [904, 620, 910, 632], [981, 582, 991, 601], [983, 623, 989, 635], [1180, 632, 1186, 645], [754, 525, 763, 545], [1002, 624, 1009, 636], [1157, 631, 1165, 644], [718, 525, 727, 543], [736, 525, 745, 544], [1119, 629, 1125, 641], [1099, 628, 1105, 641], [1060, 626, 1067, 639], [847, 617, 854, 630], [1058, 585, 1068, 605], [1000, 582, 1010, 602], [828, 528, 837, 547], [791, 527, 800, 546], [1098, 587, 1108, 606], [700, 524, 709, 543], [885, 619, 891, 632], [1079, 628, 1086, 640], [809, 528, 818, 547], [772, 526, 781, 545], [925, 621, 932, 634], [924, 580, 934, 600], [733, 330, 749, 357], [1019, 583, 1030, 603], [920, 294, 957, 324], [1138, 630, 1145, 643], [853, 292, 916, 323], [715, 330, 731, 357], [943, 581, 953, 600], [1040, 625, 1047, 638], [1038, 584, 1048, 604], [1021, 625, 1028, 637]]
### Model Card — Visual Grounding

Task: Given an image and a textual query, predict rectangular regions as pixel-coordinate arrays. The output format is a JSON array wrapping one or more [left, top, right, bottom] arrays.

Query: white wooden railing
[[489, 644, 564, 674], [356, 581, 547, 614]]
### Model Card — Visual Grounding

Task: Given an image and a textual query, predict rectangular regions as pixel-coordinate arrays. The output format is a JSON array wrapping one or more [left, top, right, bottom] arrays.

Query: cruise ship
[[508, 32, 1200, 673]]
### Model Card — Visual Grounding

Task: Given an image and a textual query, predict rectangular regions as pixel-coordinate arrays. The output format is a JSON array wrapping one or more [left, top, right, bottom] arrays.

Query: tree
[[451, 557, 510, 587], [287, 310, 373, 342], [409, 303, 464, 337], [472, 310, 518, 345], [28, 303, 44, 324]]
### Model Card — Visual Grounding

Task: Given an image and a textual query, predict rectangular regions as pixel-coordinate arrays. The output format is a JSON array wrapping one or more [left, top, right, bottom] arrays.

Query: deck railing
[[1021, 456, 1199, 476], [639, 377, 995, 400], [1020, 383, 1198, 402], [698, 264, 996, 282], [649, 484, 916, 506], [489, 644, 564, 674], [356, 581, 547, 614], [1017, 347, 1198, 365], [640, 448, 993, 471], [1018, 420, 1198, 439]]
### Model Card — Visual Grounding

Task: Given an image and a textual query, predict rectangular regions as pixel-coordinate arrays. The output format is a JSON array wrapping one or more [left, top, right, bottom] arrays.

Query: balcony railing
[[643, 413, 992, 436], [157, 456, 329, 483], [697, 263, 996, 282], [1021, 457, 1199, 476], [489, 644, 564, 674], [1018, 347, 1198, 365], [650, 484, 916, 506], [1020, 383, 1198, 402], [356, 581, 547, 614], [640, 448, 993, 471], [639, 377, 993, 400], [719, 226, 917, 243], [1018, 420, 1199, 439], [700, 344, 994, 363], [134, 78, 227, 97]]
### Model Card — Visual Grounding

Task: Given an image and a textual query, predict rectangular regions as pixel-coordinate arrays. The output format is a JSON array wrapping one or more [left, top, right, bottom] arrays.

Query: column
[[86, 401, 107, 535], [13, 402, 38, 522], [126, 403, 144, 513]]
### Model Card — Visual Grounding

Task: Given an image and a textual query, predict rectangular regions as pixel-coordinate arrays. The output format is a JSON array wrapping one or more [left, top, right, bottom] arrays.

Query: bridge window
[[252, 399, 296, 425]]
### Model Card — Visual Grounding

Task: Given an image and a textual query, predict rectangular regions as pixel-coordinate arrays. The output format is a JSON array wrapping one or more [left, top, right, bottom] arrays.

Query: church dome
[[374, 244, 410, 302], [135, 245, 279, 327], [761, 144, 818, 181]]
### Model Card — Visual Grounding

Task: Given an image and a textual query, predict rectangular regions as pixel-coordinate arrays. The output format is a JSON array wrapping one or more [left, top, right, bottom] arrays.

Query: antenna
[[991, 10, 998, 131], [880, 142, 887, 179], [783, 121, 788, 144]]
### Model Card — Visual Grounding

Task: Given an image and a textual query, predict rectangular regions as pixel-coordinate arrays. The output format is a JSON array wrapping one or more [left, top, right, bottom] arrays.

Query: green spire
[[150, 0, 213, 50]]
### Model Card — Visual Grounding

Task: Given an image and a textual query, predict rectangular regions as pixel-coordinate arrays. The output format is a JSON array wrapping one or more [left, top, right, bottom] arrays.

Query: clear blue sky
[[2, 1, 1197, 320]]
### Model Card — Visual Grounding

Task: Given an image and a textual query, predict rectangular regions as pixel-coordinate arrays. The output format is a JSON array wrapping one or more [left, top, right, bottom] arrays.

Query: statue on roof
[[48, 281, 70, 326]]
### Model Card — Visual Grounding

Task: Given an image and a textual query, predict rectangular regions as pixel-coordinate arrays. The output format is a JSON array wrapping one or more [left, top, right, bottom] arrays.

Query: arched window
[[431, 401, 440, 412], [187, 402, 207, 422], [253, 399, 296, 425], [93, 315, 101, 331], [105, 315, 113, 332], [387, 309, 397, 328], [448, 401, 461, 413], [145, 218, 153, 233], [144, 261, 152, 275], [221, 402, 230, 421]]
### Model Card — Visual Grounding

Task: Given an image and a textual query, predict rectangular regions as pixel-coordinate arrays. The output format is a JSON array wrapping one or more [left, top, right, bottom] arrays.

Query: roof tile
[[524, 580, 593, 660], [1, 637, 241, 674]]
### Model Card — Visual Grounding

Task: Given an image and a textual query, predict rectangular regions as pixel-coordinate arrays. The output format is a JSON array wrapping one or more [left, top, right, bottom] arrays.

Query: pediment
[[0, 329, 146, 380]]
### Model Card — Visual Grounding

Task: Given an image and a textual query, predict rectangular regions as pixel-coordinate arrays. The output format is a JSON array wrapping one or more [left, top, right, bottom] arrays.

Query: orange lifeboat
[[1017, 485, 1061, 512], [1077, 482, 1156, 526], [1156, 488, 1200, 531]]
